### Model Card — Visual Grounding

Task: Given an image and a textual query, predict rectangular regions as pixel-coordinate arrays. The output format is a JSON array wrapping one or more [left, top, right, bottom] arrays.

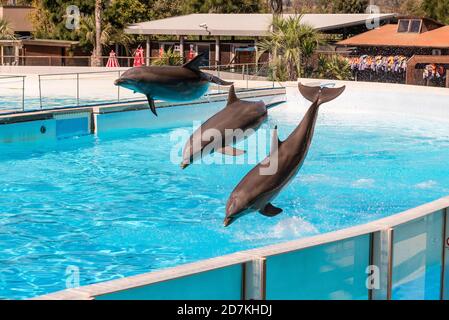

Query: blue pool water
[[1, 95, 449, 299]]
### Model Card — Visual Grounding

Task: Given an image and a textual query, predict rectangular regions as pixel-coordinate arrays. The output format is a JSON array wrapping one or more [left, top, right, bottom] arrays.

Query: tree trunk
[[93, 0, 102, 67]]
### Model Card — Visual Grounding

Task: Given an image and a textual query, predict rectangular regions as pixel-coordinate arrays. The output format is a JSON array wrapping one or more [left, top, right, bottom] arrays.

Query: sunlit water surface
[[1, 92, 449, 299]]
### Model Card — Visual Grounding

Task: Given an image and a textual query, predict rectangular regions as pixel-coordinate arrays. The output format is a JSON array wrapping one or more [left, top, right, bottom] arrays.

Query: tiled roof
[[338, 24, 449, 48]]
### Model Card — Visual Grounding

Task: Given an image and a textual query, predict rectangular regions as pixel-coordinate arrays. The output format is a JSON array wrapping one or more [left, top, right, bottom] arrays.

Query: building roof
[[125, 13, 396, 37], [338, 23, 449, 49], [0, 39, 79, 47]]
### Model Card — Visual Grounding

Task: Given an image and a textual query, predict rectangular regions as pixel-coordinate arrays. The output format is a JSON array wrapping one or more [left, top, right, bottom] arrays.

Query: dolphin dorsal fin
[[182, 52, 205, 71], [227, 85, 239, 105], [271, 125, 282, 154]]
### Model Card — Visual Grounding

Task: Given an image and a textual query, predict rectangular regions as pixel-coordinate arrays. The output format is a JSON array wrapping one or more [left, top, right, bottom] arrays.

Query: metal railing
[[0, 75, 25, 112], [36, 66, 281, 111], [0, 62, 281, 113], [1, 55, 161, 67], [37, 70, 129, 110]]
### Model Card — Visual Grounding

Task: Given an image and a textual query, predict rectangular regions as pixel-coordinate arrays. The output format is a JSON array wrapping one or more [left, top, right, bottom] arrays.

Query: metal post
[[244, 257, 266, 300], [76, 73, 80, 106], [38, 75, 43, 110], [117, 70, 121, 102], [22, 76, 25, 111], [441, 208, 448, 300], [371, 228, 394, 300], [246, 64, 249, 89]]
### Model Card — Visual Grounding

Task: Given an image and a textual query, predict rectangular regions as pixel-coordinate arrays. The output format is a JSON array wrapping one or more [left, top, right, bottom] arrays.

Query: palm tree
[[0, 18, 15, 40], [258, 15, 321, 81], [79, 15, 110, 65], [269, 0, 283, 14], [94, 0, 102, 66]]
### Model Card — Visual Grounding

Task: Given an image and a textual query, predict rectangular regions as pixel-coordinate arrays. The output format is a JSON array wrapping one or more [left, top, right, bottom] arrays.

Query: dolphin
[[114, 53, 232, 116], [223, 83, 346, 227], [180, 85, 268, 169]]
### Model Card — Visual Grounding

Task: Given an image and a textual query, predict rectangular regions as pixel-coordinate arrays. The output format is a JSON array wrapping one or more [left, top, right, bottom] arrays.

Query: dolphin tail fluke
[[298, 83, 345, 106]]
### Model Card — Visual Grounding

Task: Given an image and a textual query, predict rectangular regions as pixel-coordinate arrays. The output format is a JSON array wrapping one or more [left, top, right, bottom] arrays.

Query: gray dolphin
[[223, 83, 346, 227], [180, 85, 267, 169], [114, 53, 232, 116]]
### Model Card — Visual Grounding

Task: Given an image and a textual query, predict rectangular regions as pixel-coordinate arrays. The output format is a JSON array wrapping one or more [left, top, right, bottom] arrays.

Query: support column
[[14, 43, 20, 65], [244, 258, 266, 300], [446, 70, 449, 88], [215, 36, 220, 66], [179, 36, 184, 61], [254, 38, 258, 68], [145, 36, 150, 66]]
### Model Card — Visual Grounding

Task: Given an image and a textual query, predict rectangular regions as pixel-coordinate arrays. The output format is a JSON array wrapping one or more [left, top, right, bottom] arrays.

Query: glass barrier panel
[[265, 235, 371, 300], [95, 264, 243, 300], [392, 210, 444, 300]]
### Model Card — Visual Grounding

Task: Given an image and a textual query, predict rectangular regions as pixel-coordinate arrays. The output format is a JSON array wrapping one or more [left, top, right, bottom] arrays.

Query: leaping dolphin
[[114, 53, 232, 116], [180, 85, 268, 169], [223, 83, 346, 227]]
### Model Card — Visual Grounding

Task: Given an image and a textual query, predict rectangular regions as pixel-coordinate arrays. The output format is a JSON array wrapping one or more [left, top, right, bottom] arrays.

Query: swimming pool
[[1, 84, 449, 299]]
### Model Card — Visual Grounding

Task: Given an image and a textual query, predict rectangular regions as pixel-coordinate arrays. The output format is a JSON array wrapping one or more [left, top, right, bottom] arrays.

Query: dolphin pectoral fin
[[146, 95, 157, 116], [216, 146, 246, 156], [202, 73, 233, 86], [259, 203, 283, 217]]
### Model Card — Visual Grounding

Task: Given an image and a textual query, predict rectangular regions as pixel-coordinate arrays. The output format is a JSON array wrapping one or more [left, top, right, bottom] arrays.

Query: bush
[[315, 55, 353, 80], [267, 57, 289, 82], [152, 49, 183, 66]]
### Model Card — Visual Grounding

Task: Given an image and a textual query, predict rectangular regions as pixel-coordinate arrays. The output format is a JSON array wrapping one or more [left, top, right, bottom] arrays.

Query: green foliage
[[267, 57, 288, 81], [399, 0, 425, 16], [315, 55, 352, 80], [182, 0, 262, 14], [421, 0, 449, 24], [152, 48, 183, 66], [0, 18, 15, 40], [104, 0, 148, 29], [258, 15, 322, 81], [31, 0, 95, 43], [332, 0, 368, 13]]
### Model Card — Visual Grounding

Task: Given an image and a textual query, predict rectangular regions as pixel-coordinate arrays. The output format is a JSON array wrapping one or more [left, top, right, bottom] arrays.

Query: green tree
[[332, 0, 368, 13], [422, 0, 449, 24], [400, 0, 425, 16], [258, 15, 321, 81]]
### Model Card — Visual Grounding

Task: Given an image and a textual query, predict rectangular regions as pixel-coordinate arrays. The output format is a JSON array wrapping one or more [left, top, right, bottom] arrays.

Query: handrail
[[38, 70, 123, 109], [0, 75, 26, 111]]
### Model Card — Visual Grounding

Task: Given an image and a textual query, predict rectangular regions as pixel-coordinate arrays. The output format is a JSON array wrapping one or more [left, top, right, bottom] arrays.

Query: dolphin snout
[[223, 217, 234, 227], [180, 162, 189, 169], [114, 78, 122, 86]]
